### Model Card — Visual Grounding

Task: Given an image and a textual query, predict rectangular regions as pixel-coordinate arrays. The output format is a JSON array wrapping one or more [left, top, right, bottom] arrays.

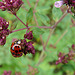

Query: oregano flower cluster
[[56, 44, 75, 65], [2, 71, 21, 75], [2, 71, 11, 75], [0, 0, 23, 15], [20, 31, 35, 55], [0, 17, 9, 45]]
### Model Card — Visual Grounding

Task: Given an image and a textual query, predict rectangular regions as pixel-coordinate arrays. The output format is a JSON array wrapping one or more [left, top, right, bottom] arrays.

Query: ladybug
[[10, 40, 23, 57]]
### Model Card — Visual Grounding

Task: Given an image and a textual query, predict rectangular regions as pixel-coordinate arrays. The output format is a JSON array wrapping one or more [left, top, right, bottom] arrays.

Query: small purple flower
[[0, 0, 23, 15], [23, 41, 35, 55], [56, 47, 75, 65], [0, 35, 6, 45], [0, 17, 10, 45], [72, 44, 75, 50], [24, 31, 33, 40], [2, 71, 12, 75], [54, 1, 64, 8], [1, 29, 9, 35], [54, 0, 75, 8], [0, 17, 9, 30], [21, 39, 35, 55]]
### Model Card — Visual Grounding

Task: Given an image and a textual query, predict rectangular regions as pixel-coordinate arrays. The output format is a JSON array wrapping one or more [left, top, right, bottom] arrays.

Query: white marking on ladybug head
[[12, 44, 21, 50], [17, 40, 21, 44]]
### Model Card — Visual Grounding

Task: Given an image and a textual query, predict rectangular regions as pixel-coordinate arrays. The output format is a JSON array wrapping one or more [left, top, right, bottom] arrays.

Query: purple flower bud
[[2, 71, 12, 75], [8, 71, 12, 75], [58, 52, 62, 57], [21, 39, 35, 55], [3, 70, 7, 74], [24, 31, 33, 40], [72, 44, 75, 50], [56, 60, 60, 65], [0, 36, 6, 45], [0, 17, 10, 45], [2, 29, 9, 35], [0, 17, 9, 29], [64, 60, 68, 63]]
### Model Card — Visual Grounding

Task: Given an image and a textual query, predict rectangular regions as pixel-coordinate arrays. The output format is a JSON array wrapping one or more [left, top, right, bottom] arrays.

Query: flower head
[[56, 49, 75, 65], [0, 17, 10, 45], [72, 44, 75, 50], [21, 39, 35, 55], [2, 71, 12, 75], [24, 31, 33, 40], [0, 0, 23, 15]]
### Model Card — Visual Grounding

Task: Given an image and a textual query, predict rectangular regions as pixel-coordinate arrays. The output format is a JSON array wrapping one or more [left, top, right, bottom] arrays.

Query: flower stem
[[36, 10, 68, 66], [52, 11, 68, 28], [14, 14, 28, 28], [54, 29, 68, 46], [27, 0, 32, 7], [10, 28, 27, 33]]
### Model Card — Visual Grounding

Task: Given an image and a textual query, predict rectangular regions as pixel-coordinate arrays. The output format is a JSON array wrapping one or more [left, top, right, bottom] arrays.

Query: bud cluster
[[56, 44, 75, 65], [2, 71, 11, 75], [2, 71, 22, 75], [21, 31, 35, 55], [0, 0, 23, 14], [63, 0, 75, 7], [0, 17, 10, 45]]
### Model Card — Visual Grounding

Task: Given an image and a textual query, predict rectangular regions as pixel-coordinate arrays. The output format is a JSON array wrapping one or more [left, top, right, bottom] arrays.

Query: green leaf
[[26, 8, 33, 23], [37, 12, 50, 26], [32, 27, 44, 36], [52, 6, 62, 21], [72, 15, 75, 19], [10, 19, 18, 31]]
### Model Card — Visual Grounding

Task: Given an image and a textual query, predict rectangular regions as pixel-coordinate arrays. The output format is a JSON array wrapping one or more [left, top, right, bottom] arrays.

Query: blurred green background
[[0, 0, 75, 75]]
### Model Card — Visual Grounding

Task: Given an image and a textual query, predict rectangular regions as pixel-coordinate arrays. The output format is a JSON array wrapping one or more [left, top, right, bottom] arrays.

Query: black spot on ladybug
[[11, 47, 12, 49], [18, 54, 20, 56], [17, 46, 20, 48], [19, 50, 22, 52], [15, 50, 18, 53], [12, 53, 15, 55], [15, 46, 17, 48]]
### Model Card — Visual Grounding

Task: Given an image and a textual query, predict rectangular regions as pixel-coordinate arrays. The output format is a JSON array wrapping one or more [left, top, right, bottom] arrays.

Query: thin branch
[[36, 50, 45, 66], [52, 11, 68, 28], [34, 0, 39, 11], [54, 29, 68, 46], [27, 0, 32, 7], [14, 14, 27, 27], [9, 26, 53, 34], [33, 14, 39, 26], [44, 29, 55, 50], [36, 10, 68, 66], [10, 28, 27, 33]]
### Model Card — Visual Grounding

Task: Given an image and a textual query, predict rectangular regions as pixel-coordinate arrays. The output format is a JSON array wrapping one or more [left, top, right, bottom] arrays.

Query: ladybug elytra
[[10, 40, 23, 57]]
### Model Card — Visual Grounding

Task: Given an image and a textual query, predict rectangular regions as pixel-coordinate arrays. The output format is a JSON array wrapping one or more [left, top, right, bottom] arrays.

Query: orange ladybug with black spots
[[10, 40, 23, 57]]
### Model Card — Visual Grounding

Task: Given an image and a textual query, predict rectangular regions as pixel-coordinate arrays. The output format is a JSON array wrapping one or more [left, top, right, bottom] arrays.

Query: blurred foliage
[[0, 0, 75, 75]]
